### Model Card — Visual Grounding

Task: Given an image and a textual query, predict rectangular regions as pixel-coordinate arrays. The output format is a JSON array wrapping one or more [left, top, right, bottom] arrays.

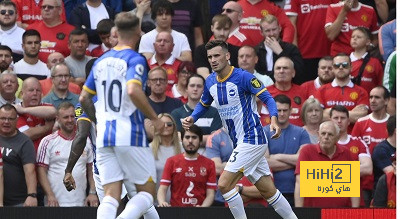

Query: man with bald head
[[294, 121, 360, 208], [261, 57, 307, 127], [16, 77, 56, 151], [0, 73, 21, 106], [220, 1, 252, 47], [148, 31, 181, 93]]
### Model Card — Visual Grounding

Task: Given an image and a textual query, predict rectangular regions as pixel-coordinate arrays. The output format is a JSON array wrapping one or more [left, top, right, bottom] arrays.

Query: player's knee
[[218, 180, 233, 194], [137, 191, 154, 207]]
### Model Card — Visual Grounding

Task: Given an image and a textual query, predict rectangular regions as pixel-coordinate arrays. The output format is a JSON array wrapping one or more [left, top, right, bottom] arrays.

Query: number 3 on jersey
[[101, 80, 122, 112], [229, 151, 239, 163]]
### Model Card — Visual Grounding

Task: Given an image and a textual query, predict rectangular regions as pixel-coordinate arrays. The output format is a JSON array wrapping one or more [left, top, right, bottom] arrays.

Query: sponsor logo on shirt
[[55, 151, 60, 156], [41, 41, 57, 49], [300, 4, 329, 14], [185, 166, 196, 177], [175, 167, 182, 173], [326, 100, 355, 107], [22, 14, 41, 21]]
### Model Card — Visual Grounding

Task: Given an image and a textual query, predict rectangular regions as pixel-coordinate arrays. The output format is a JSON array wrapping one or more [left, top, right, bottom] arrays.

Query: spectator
[[378, 19, 396, 62], [13, 0, 66, 29], [139, 0, 191, 62], [40, 52, 81, 96], [130, 0, 154, 34], [358, 0, 388, 24], [42, 63, 79, 108], [0, 104, 37, 206], [0, 147, 2, 206], [264, 94, 311, 206], [314, 53, 369, 124], [15, 77, 56, 151], [330, 105, 373, 206], [150, 113, 182, 203], [284, 0, 336, 82], [301, 56, 334, 98], [384, 52, 395, 116], [325, 0, 379, 56], [171, 74, 222, 146], [372, 115, 396, 189], [65, 29, 93, 87], [301, 98, 324, 144], [148, 31, 181, 93], [158, 125, 217, 207], [27, 0, 75, 63], [350, 27, 383, 93], [0, 45, 13, 73], [147, 66, 183, 115], [219, 1, 252, 47], [194, 14, 240, 79], [36, 102, 97, 206], [170, 61, 195, 103], [69, 0, 115, 50], [373, 154, 396, 208], [238, 45, 273, 88], [294, 121, 360, 207], [261, 57, 307, 127], [90, 19, 114, 58], [0, 1, 24, 62], [255, 15, 304, 85], [0, 73, 21, 106], [13, 29, 50, 80], [238, 0, 295, 46]]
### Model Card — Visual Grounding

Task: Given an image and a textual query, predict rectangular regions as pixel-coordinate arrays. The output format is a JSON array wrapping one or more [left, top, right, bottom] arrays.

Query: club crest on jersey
[[200, 167, 207, 176], [229, 89, 236, 97], [56, 32, 66, 40], [293, 96, 302, 105], [349, 92, 358, 100], [251, 78, 262, 89], [350, 146, 359, 154]]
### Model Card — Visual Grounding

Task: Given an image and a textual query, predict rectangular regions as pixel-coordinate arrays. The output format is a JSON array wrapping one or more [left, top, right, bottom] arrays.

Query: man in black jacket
[[255, 15, 304, 85]]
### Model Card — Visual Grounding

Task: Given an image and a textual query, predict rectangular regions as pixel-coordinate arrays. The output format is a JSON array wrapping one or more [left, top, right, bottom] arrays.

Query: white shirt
[[0, 24, 24, 54], [86, 2, 109, 51], [263, 42, 274, 71], [13, 59, 50, 78], [36, 131, 93, 206]]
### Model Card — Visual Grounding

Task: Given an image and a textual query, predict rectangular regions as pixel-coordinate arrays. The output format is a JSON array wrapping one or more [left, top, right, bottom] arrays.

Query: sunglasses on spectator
[[165, 122, 174, 127], [0, 10, 15, 15], [222, 8, 237, 13], [41, 5, 59, 10], [332, 62, 350, 69]]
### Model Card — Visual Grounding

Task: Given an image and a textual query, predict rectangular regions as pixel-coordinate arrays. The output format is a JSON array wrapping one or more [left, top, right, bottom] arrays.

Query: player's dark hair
[[181, 124, 203, 143], [274, 94, 291, 107], [0, 103, 17, 114], [205, 40, 228, 52], [371, 85, 390, 100], [186, 74, 205, 88], [0, 45, 12, 54], [22, 29, 41, 43], [151, 0, 174, 20], [387, 115, 396, 136], [57, 102, 75, 114], [329, 105, 349, 118], [96, 19, 115, 35]]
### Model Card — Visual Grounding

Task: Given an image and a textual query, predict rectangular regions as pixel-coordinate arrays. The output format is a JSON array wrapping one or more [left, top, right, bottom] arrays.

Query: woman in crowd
[[301, 98, 323, 144], [168, 61, 195, 103]]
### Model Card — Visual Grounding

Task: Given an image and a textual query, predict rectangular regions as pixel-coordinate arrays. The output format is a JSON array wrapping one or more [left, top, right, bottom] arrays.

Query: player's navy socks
[[222, 188, 247, 219], [117, 191, 157, 219], [267, 189, 298, 219], [97, 196, 119, 219]]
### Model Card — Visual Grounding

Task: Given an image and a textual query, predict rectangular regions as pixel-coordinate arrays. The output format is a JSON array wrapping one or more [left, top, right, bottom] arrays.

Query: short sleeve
[[126, 55, 149, 86], [160, 158, 173, 186], [205, 132, 221, 159], [206, 161, 217, 189], [20, 138, 36, 165], [372, 146, 392, 171], [36, 137, 50, 166]]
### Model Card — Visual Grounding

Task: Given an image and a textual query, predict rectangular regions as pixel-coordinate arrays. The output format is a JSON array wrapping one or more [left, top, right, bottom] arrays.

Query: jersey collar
[[331, 79, 354, 88], [217, 66, 234, 82]]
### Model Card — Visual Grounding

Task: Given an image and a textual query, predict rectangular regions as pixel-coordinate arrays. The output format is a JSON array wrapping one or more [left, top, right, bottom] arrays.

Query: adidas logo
[[366, 127, 372, 132]]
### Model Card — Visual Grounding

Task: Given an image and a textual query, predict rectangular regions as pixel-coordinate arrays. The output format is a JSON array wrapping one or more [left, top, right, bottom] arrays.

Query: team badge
[[293, 96, 301, 105], [75, 106, 83, 118], [349, 92, 358, 100], [361, 15, 368, 22], [200, 167, 207, 176], [229, 89, 236, 97], [167, 68, 174, 75], [261, 10, 270, 17], [388, 200, 396, 208], [350, 146, 359, 154], [250, 78, 262, 89], [56, 32, 66, 40], [365, 65, 373, 72]]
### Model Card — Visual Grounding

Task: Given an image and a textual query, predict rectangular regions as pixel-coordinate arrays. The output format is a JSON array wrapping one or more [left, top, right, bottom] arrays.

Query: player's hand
[[85, 194, 99, 207], [63, 172, 76, 191], [158, 201, 171, 207], [46, 195, 59, 207], [269, 116, 281, 139], [182, 116, 194, 130], [151, 118, 165, 136], [24, 196, 38, 207], [265, 37, 283, 55]]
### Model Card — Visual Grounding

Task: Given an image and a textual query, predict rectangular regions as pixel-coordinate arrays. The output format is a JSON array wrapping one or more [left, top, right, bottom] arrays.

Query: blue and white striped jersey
[[192, 67, 278, 147], [83, 47, 149, 148]]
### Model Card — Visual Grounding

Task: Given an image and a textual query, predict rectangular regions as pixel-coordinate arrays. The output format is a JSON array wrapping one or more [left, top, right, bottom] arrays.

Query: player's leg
[[116, 147, 159, 219], [96, 147, 124, 219], [219, 170, 247, 219]]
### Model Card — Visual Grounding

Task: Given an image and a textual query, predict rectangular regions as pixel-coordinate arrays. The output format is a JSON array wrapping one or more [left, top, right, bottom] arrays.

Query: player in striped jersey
[[80, 12, 163, 219], [183, 40, 297, 219]]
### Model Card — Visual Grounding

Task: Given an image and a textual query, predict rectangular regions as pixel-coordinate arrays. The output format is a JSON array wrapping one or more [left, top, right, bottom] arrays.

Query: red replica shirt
[[314, 79, 369, 111], [210, 27, 254, 47], [160, 153, 217, 207], [0, 149, 2, 167], [350, 53, 384, 93], [27, 21, 75, 63], [295, 143, 353, 207], [12, 0, 66, 26], [90, 46, 107, 58], [284, 0, 336, 58], [261, 84, 307, 126], [148, 56, 181, 93], [238, 0, 295, 46], [17, 103, 54, 151], [301, 78, 325, 98], [325, 2, 379, 56], [337, 135, 370, 162]]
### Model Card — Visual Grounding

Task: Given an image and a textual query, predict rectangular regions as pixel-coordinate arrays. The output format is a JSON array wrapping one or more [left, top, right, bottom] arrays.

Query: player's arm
[[14, 104, 57, 119], [37, 165, 59, 206], [85, 163, 99, 207], [23, 163, 38, 207], [65, 120, 91, 175], [79, 90, 96, 123], [200, 189, 215, 207], [157, 185, 171, 207], [359, 156, 373, 177], [294, 174, 303, 207], [183, 102, 210, 130], [325, 0, 352, 41]]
